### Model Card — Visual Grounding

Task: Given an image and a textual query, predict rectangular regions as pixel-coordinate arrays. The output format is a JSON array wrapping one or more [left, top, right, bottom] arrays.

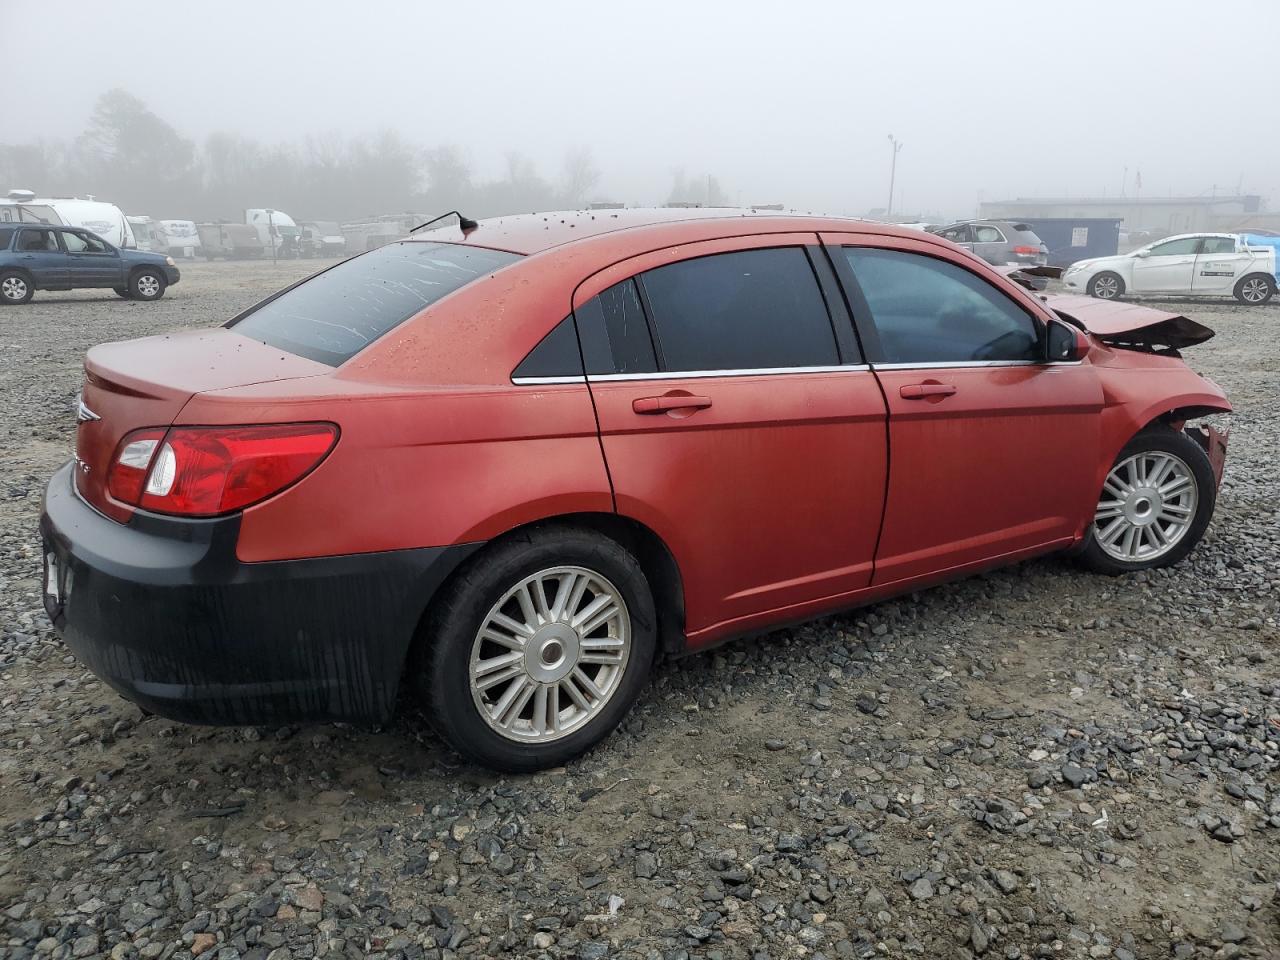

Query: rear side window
[[1200, 237, 1236, 255], [973, 225, 1005, 243], [231, 241, 520, 366], [513, 316, 583, 379], [640, 247, 839, 372], [843, 248, 1040, 364], [575, 279, 657, 375]]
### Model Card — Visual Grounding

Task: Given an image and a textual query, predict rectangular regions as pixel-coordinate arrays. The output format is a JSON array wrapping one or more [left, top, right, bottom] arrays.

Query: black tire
[[1233, 273, 1274, 305], [1079, 425, 1217, 575], [129, 269, 166, 302], [112, 286, 130, 299], [1088, 271, 1125, 300], [0, 270, 34, 305], [412, 526, 657, 772]]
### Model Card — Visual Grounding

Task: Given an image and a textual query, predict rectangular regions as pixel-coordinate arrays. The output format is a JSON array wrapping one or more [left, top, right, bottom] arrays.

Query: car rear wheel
[[1234, 273, 1274, 305], [1088, 271, 1124, 300], [413, 527, 657, 771], [1, 271, 34, 304], [129, 270, 166, 302], [1080, 426, 1216, 575]]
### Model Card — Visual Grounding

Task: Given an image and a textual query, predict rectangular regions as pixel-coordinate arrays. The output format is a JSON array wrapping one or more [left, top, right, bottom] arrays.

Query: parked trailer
[[0, 191, 136, 249], [197, 222, 264, 259], [340, 213, 427, 253]]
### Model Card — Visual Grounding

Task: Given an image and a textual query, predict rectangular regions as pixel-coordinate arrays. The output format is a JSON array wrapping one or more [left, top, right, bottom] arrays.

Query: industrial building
[[978, 194, 1265, 235]]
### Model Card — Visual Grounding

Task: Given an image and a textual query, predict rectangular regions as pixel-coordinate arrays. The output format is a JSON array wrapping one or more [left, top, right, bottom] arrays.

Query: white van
[[245, 208, 300, 257], [0, 191, 136, 249], [154, 220, 202, 259]]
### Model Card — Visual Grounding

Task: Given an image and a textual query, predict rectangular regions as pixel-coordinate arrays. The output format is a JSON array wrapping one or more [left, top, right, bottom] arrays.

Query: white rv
[[0, 191, 136, 248], [127, 216, 165, 254], [245, 208, 300, 257], [154, 220, 202, 259]]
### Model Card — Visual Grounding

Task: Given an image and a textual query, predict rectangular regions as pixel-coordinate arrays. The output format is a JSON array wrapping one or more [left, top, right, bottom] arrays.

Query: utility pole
[[887, 135, 903, 219]]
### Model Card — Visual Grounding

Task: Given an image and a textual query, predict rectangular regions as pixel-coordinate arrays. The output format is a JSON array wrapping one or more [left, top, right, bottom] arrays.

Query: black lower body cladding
[[39, 462, 476, 725]]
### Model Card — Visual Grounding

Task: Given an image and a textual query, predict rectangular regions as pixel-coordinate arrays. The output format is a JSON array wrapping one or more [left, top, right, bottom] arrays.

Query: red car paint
[[71, 209, 1231, 655]]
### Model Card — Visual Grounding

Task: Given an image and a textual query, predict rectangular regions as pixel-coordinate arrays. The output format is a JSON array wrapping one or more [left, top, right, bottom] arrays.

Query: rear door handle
[[633, 394, 712, 414], [899, 383, 957, 399]]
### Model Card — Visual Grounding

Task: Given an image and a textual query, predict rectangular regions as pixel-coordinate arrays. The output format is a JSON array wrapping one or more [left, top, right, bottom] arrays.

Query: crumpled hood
[[1044, 294, 1214, 349]]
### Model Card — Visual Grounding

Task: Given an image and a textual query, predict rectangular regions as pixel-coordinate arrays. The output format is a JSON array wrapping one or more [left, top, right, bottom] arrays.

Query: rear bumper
[[40, 462, 476, 725]]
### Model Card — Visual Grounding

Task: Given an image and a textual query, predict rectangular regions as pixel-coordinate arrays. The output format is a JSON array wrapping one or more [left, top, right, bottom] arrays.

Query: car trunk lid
[[75, 328, 331, 522]]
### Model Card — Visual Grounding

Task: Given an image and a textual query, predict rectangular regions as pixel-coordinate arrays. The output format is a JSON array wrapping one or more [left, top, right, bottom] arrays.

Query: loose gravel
[[1, 262, 1277, 960]]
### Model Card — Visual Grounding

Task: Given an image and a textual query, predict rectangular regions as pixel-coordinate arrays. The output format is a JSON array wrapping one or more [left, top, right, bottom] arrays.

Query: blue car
[[0, 223, 181, 304]]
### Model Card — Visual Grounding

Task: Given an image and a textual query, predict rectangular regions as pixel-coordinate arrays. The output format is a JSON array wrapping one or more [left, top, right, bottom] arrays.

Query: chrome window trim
[[511, 364, 871, 386], [871, 359, 1038, 370]]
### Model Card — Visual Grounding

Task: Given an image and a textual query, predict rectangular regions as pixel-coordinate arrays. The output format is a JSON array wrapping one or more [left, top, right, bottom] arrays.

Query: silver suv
[[931, 220, 1048, 267]]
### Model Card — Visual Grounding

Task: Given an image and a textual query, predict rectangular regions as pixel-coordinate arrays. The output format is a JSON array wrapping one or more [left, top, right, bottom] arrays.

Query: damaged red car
[[40, 210, 1231, 771]]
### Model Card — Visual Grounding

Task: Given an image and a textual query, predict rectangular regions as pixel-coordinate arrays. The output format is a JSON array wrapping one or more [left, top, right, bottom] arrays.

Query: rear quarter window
[[0, 227, 14, 249], [230, 241, 521, 366]]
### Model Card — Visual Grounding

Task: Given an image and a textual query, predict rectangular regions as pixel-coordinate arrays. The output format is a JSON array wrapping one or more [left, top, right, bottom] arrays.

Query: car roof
[[403, 207, 926, 256]]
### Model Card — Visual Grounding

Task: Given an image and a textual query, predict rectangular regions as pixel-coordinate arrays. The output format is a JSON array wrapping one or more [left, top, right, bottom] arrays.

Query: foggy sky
[[11, 0, 1280, 219]]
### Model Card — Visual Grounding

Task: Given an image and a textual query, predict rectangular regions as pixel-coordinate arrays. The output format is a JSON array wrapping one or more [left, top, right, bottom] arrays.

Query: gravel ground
[[1, 262, 1277, 960]]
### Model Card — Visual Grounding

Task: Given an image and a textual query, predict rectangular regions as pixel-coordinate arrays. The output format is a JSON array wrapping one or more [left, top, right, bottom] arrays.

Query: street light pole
[[887, 134, 903, 219]]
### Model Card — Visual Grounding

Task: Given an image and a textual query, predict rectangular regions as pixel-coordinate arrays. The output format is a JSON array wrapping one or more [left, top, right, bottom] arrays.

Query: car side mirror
[[1047, 319, 1090, 363], [1134, 249, 1150, 258]]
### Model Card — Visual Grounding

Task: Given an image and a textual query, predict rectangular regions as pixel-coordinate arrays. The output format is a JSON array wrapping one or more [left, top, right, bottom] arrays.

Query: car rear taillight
[[1012, 245, 1041, 256], [106, 423, 338, 516]]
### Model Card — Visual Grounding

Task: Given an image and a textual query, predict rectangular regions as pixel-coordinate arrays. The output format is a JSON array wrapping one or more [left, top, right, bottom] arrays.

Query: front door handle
[[633, 394, 712, 415], [899, 382, 957, 400]]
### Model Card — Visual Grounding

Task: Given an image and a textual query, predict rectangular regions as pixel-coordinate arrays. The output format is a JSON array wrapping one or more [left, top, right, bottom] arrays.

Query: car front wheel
[[1234, 273, 1274, 305], [414, 527, 657, 771], [129, 270, 166, 301], [1088, 271, 1124, 300], [1080, 426, 1216, 575]]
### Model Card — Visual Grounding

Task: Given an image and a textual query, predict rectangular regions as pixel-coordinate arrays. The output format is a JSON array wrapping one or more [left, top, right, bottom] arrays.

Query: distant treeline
[[0, 89, 730, 222]]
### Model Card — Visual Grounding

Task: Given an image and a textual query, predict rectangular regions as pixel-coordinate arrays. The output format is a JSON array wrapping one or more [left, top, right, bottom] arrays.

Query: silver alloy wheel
[[136, 274, 160, 298], [469, 565, 631, 743], [1092, 274, 1120, 299], [1093, 451, 1198, 563], [2, 276, 27, 300], [1241, 277, 1270, 303]]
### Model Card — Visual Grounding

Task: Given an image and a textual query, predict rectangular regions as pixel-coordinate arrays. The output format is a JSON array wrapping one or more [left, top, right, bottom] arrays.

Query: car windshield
[[229, 241, 520, 366]]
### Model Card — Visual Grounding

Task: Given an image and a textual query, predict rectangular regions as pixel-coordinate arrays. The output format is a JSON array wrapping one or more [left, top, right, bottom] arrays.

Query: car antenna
[[410, 210, 478, 234]]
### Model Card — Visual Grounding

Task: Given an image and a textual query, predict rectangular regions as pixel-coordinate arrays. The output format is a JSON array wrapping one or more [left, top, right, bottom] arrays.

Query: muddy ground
[[1, 260, 1277, 959]]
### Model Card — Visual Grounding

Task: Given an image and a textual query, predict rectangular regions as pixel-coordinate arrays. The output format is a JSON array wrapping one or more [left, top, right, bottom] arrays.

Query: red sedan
[[40, 210, 1231, 771]]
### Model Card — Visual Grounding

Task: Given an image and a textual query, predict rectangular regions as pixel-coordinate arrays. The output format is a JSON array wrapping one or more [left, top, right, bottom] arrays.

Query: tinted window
[[1148, 238, 1200, 256], [641, 248, 838, 372], [1200, 237, 1236, 255], [939, 225, 970, 243], [231, 241, 520, 366], [575, 278, 657, 375], [513, 316, 583, 379], [0, 227, 14, 249], [843, 248, 1040, 364], [17, 229, 58, 252]]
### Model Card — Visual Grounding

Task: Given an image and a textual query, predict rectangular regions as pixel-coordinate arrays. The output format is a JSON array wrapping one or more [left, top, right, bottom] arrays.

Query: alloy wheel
[[1093, 451, 1198, 563], [1241, 278, 1269, 303], [469, 565, 631, 743], [1092, 275, 1119, 299], [136, 275, 160, 298], [2, 276, 27, 301]]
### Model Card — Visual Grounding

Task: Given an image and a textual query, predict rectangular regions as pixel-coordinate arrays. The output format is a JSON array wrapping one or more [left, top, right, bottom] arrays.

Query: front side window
[[843, 248, 1040, 364], [231, 241, 520, 366], [62, 232, 108, 253], [1147, 237, 1200, 257], [640, 247, 839, 372]]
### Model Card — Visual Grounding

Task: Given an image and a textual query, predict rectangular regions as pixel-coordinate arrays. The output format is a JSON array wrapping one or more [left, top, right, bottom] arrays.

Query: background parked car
[[1063, 233, 1277, 303], [0, 224, 178, 303], [931, 220, 1048, 266], [299, 220, 347, 258]]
